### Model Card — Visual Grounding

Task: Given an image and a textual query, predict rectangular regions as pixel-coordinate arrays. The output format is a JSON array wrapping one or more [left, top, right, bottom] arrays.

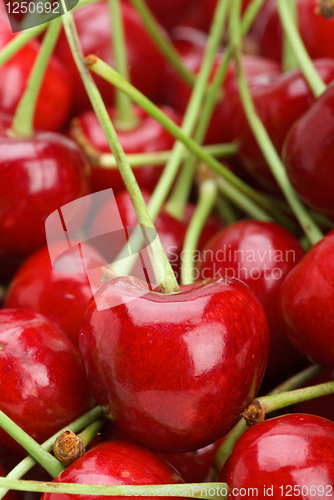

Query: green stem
[[181, 177, 218, 285], [215, 196, 238, 226], [0, 407, 104, 500], [98, 143, 238, 168], [86, 58, 296, 232], [129, 0, 195, 88], [215, 363, 323, 471], [108, 0, 137, 128], [77, 419, 106, 447], [0, 479, 228, 499], [282, 0, 298, 71], [0, 411, 64, 478], [259, 379, 334, 413], [276, 0, 326, 97], [0, 24, 47, 67], [229, 0, 324, 245], [61, 8, 179, 294], [11, 17, 62, 137]]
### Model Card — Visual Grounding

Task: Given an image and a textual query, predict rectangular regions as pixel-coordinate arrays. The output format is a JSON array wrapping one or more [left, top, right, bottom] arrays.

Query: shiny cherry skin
[[259, 0, 334, 62], [0, 309, 93, 455], [41, 441, 183, 500], [219, 413, 334, 499], [0, 114, 91, 261], [4, 242, 105, 347], [55, 1, 166, 114], [283, 81, 334, 217], [235, 59, 334, 192], [196, 220, 305, 378], [80, 275, 269, 453], [0, 10, 72, 132], [280, 229, 334, 369], [69, 105, 182, 195]]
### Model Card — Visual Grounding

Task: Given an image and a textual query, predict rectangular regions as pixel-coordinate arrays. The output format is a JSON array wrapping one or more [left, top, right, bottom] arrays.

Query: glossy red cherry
[[234, 59, 334, 192], [283, 81, 334, 217], [196, 220, 305, 378], [80, 275, 269, 453], [219, 413, 334, 499], [55, 1, 166, 114], [4, 242, 105, 347], [280, 229, 334, 369], [0, 309, 93, 455], [0, 114, 91, 261], [69, 105, 182, 195], [41, 440, 183, 500], [0, 10, 72, 132]]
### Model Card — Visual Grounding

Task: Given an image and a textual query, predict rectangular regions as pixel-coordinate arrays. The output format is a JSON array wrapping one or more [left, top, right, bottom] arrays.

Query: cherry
[[0, 113, 91, 262], [0, 9, 73, 132], [196, 220, 305, 378], [280, 229, 334, 369], [0, 309, 94, 455], [4, 241, 105, 347], [283, 81, 334, 217], [219, 413, 334, 499], [69, 105, 182, 195], [55, 1, 166, 114], [234, 59, 334, 192], [145, 0, 195, 32], [80, 275, 269, 453], [41, 440, 183, 500]]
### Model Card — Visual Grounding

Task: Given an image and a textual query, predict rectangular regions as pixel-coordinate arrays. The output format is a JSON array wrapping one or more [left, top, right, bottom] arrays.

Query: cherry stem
[[61, 8, 179, 294], [276, 0, 326, 97], [108, 0, 138, 128], [216, 177, 272, 221], [0, 411, 65, 478], [129, 0, 196, 88], [0, 25, 47, 66], [98, 143, 238, 168], [215, 196, 238, 226], [86, 58, 297, 233], [282, 0, 298, 71], [229, 0, 324, 245], [0, 480, 228, 499], [215, 363, 322, 471], [77, 419, 106, 447], [0, 407, 104, 500], [181, 174, 218, 285], [159, 0, 229, 222], [10, 17, 61, 137]]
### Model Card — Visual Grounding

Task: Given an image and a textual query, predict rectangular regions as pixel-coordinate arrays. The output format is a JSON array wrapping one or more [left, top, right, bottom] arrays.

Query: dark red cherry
[[4, 242, 105, 347], [0, 114, 91, 261], [0, 309, 93, 455], [80, 275, 269, 453], [145, 0, 194, 31], [283, 81, 334, 217], [69, 105, 182, 195], [235, 59, 334, 192], [41, 440, 183, 500], [0, 10, 72, 132], [219, 413, 334, 499], [280, 229, 334, 369], [196, 220, 305, 378], [55, 1, 166, 114]]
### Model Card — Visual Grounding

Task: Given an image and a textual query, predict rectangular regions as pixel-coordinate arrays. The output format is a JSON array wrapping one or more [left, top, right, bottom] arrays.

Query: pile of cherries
[[1, 0, 334, 498]]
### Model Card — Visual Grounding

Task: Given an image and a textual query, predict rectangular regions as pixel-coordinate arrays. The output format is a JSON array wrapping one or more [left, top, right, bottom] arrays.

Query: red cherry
[[280, 229, 334, 369], [70, 105, 182, 195], [145, 0, 194, 31], [0, 309, 93, 455], [4, 242, 105, 347], [41, 440, 183, 500], [234, 59, 334, 192], [80, 275, 269, 453], [283, 81, 334, 217], [219, 413, 334, 499], [0, 114, 91, 261], [55, 1, 166, 114], [196, 220, 305, 378], [0, 10, 72, 132]]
